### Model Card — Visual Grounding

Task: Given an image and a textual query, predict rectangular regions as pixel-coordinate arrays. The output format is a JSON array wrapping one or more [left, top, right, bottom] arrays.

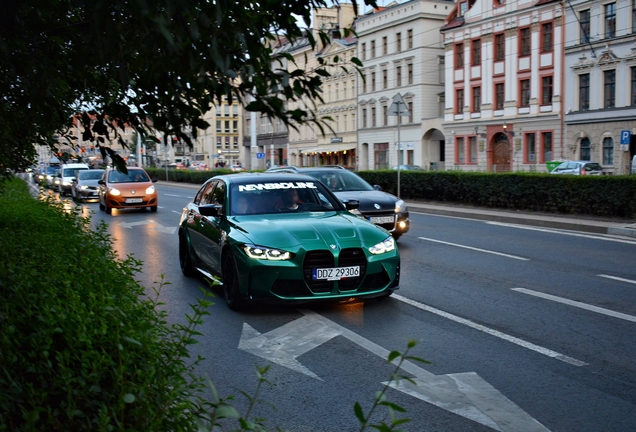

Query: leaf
[[354, 401, 365, 423], [387, 350, 401, 363], [123, 393, 135, 403], [378, 401, 407, 412], [215, 404, 239, 419], [122, 336, 142, 346]]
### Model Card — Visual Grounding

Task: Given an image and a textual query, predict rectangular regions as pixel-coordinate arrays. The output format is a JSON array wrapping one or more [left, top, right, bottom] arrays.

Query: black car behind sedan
[[272, 167, 410, 239]]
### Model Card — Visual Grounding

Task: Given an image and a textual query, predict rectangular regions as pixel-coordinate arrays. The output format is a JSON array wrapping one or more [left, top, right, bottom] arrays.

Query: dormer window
[[459, 1, 467, 16]]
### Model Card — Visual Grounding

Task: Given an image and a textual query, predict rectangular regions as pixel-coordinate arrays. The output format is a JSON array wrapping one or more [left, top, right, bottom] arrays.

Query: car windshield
[[584, 163, 602, 171], [78, 170, 104, 180], [62, 167, 87, 178], [108, 170, 150, 183], [46, 166, 59, 175], [229, 180, 344, 215], [300, 170, 374, 192]]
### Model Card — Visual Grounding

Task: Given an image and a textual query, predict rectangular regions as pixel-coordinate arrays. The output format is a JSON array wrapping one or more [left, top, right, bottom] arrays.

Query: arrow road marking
[[239, 309, 550, 431], [117, 220, 177, 234], [512, 288, 636, 323], [393, 294, 586, 367], [418, 237, 529, 261]]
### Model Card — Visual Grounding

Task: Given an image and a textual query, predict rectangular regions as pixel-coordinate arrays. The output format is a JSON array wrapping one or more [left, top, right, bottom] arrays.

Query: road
[[44, 180, 636, 431]]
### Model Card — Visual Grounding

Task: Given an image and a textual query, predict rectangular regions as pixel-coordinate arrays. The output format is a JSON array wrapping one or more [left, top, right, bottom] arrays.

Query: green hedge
[[0, 180, 208, 430], [356, 171, 636, 218], [145, 168, 232, 185]]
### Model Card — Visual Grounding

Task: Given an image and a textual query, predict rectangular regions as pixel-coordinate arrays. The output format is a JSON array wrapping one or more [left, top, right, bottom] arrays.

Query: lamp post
[[387, 93, 410, 198]]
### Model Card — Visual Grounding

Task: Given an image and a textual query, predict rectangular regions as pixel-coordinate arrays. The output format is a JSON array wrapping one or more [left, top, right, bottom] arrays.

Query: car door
[[197, 180, 227, 274], [186, 180, 217, 270]]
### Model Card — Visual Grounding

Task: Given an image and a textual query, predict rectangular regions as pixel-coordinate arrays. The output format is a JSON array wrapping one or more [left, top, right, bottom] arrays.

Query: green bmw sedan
[[178, 173, 400, 310]]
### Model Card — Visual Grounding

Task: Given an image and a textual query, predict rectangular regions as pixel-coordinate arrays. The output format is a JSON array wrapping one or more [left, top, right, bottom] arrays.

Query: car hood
[[79, 179, 100, 187], [333, 190, 398, 212], [228, 211, 389, 250]]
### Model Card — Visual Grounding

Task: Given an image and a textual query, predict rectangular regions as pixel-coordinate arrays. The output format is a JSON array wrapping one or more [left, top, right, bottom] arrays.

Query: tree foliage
[[1, 0, 377, 173]]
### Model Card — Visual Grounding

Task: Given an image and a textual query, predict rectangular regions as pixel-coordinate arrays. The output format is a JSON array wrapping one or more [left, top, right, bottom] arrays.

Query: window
[[526, 133, 536, 162], [361, 43, 366, 60], [603, 137, 614, 165], [542, 132, 553, 162], [495, 34, 505, 61], [343, 115, 347, 131], [407, 29, 413, 49], [371, 106, 376, 127], [469, 136, 477, 163], [473, 86, 481, 112], [374, 143, 389, 170], [455, 43, 464, 68], [542, 76, 553, 105], [232, 120, 238, 132], [605, 3, 616, 38], [352, 113, 355, 130], [633, 0, 636, 33], [216, 108, 221, 117], [233, 105, 238, 116], [495, 83, 505, 110], [520, 28, 531, 56], [224, 105, 230, 116], [456, 88, 465, 113], [362, 108, 367, 128], [371, 72, 376, 91], [407, 101, 413, 123], [371, 40, 376, 58], [216, 121, 222, 133], [216, 137, 222, 148], [407, 63, 413, 84], [382, 105, 388, 126], [396, 33, 402, 52], [362, 73, 367, 93], [382, 69, 388, 89], [335, 115, 339, 132], [457, 137, 465, 163], [580, 138, 591, 161], [459, 1, 467, 16], [472, 39, 481, 65], [233, 136, 238, 149], [580, 10, 591, 43], [604, 70, 616, 108], [382, 36, 388, 55], [579, 74, 590, 110], [542, 23, 553, 52], [396, 66, 402, 86], [632, 67, 636, 106], [224, 136, 230, 149], [520, 79, 530, 107], [225, 121, 230, 133]]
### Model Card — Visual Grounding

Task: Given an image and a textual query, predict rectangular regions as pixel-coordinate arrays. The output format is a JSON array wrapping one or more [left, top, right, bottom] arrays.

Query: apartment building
[[441, 0, 564, 172], [197, 98, 243, 168], [356, 0, 451, 171], [564, 0, 636, 174]]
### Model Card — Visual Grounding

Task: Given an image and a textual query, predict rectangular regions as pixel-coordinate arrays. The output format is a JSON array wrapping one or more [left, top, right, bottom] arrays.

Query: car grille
[[337, 248, 367, 291], [303, 250, 334, 293], [358, 270, 391, 292]]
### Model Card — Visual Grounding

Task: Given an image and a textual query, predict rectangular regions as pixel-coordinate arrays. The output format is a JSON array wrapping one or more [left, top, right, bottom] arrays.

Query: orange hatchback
[[98, 167, 158, 214]]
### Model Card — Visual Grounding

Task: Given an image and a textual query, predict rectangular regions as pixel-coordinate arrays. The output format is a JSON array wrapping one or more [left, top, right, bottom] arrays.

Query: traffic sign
[[620, 130, 631, 145], [388, 93, 410, 117], [256, 152, 265, 159]]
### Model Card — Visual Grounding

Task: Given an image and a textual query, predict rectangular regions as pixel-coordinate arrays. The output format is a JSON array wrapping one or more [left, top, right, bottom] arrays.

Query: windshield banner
[[238, 182, 317, 192]]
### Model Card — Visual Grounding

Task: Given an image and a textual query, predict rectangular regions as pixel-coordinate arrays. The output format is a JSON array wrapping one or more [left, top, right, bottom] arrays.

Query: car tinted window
[[199, 181, 218, 205], [62, 167, 88, 178], [584, 163, 602, 171], [301, 170, 374, 192], [107, 170, 150, 183], [78, 170, 104, 180], [229, 180, 343, 215]]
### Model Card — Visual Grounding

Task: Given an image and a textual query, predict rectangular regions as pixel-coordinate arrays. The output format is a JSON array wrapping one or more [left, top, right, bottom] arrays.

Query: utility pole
[[387, 93, 410, 198]]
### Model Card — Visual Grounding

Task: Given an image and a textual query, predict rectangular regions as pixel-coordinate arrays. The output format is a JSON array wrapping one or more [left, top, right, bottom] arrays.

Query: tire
[[179, 232, 196, 277], [105, 204, 112, 215], [99, 200, 105, 211], [150, 206, 158, 213], [222, 250, 245, 311]]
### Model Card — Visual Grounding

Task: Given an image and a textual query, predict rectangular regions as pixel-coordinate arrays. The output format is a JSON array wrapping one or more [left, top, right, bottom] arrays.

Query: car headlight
[[62, 181, 71, 186], [243, 244, 294, 261], [109, 187, 121, 196], [80, 185, 89, 190], [145, 185, 155, 194], [369, 237, 395, 255], [395, 199, 407, 213]]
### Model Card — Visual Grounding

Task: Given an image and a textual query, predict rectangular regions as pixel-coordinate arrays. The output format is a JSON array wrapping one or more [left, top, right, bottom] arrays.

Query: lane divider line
[[393, 294, 586, 366], [486, 222, 636, 245], [512, 288, 636, 323], [598, 274, 636, 286], [417, 237, 529, 261]]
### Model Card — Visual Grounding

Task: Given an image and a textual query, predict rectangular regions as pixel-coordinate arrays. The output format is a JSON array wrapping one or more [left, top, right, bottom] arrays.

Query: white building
[[356, 0, 451, 171], [441, 0, 564, 172], [563, 0, 636, 174]]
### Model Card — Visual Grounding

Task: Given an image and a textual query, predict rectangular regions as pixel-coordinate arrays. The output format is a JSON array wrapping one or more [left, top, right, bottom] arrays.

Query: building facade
[[356, 0, 451, 171], [441, 0, 564, 172], [197, 98, 243, 168], [564, 0, 636, 174]]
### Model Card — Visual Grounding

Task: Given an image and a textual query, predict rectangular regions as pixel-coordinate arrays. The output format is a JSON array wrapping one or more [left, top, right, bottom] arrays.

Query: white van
[[57, 163, 89, 196]]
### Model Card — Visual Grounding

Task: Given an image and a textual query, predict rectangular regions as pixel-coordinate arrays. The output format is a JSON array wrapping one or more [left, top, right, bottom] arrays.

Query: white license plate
[[312, 266, 360, 281], [370, 216, 395, 224], [125, 198, 143, 203]]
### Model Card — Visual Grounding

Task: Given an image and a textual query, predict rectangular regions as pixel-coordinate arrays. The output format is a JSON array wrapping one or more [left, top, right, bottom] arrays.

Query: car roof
[[214, 172, 323, 185]]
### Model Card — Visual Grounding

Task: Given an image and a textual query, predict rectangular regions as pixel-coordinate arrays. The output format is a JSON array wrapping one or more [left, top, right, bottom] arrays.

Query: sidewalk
[[157, 180, 636, 238]]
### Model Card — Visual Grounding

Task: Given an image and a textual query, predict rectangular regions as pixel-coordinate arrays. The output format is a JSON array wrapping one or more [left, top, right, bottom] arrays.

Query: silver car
[[550, 161, 602, 176], [71, 169, 105, 202]]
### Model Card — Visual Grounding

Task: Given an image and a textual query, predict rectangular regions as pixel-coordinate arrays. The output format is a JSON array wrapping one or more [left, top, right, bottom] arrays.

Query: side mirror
[[98, 180, 105, 185], [199, 204, 223, 217], [342, 199, 360, 211], [373, 184, 382, 191], [71, 177, 76, 182], [151, 177, 158, 183]]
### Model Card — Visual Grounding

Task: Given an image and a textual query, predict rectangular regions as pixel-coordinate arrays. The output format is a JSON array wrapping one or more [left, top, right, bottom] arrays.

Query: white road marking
[[393, 294, 586, 366], [512, 288, 636, 323], [163, 193, 185, 197], [418, 237, 529, 261], [239, 310, 550, 431], [487, 222, 636, 245], [598, 274, 636, 286], [172, 210, 181, 215]]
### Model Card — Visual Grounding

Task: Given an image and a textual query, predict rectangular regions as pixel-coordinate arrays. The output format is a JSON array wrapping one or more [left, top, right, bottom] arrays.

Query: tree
[[0, 0, 376, 174]]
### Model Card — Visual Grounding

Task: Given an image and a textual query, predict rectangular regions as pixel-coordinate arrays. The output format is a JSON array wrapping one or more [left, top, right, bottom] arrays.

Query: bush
[[0, 179, 210, 430], [145, 168, 233, 185], [357, 170, 636, 218]]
